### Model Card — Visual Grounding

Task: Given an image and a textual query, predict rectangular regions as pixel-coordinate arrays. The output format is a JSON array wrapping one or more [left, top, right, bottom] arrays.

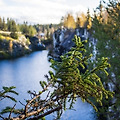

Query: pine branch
[[8, 104, 16, 119], [24, 82, 51, 117], [28, 105, 62, 120]]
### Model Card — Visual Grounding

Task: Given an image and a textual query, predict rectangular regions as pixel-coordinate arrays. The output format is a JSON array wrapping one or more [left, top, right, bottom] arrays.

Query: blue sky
[[0, 0, 104, 24]]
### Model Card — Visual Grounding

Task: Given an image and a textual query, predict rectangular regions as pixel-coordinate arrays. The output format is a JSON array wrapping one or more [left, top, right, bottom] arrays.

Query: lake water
[[0, 50, 96, 120]]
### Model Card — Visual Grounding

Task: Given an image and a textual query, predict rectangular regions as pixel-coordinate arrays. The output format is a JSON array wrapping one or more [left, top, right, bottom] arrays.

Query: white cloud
[[0, 0, 90, 24], [0, 0, 5, 6]]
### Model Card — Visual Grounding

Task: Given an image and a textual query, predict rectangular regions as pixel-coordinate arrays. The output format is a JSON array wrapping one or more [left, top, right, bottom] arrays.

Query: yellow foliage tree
[[64, 13, 76, 29], [86, 9, 92, 30], [76, 12, 87, 27], [9, 40, 13, 53]]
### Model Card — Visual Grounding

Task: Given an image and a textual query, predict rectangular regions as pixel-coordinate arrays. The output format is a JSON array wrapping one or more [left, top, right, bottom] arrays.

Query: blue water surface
[[0, 50, 96, 120]]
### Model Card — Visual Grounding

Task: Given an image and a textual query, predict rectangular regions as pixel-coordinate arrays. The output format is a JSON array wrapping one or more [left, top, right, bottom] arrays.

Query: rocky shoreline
[[0, 35, 46, 59]]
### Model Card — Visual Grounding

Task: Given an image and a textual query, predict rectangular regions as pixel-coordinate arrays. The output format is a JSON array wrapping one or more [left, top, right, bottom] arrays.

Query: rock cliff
[[52, 27, 89, 60], [0, 38, 31, 59]]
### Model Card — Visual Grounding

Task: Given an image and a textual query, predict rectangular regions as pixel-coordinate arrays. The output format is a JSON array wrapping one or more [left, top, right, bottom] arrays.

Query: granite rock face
[[0, 35, 46, 59], [52, 27, 89, 59], [29, 36, 45, 51], [0, 39, 30, 59]]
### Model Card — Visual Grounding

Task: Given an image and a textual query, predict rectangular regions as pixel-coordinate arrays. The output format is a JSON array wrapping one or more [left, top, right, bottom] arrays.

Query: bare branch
[[0, 115, 5, 120], [24, 82, 51, 117], [8, 104, 16, 119], [19, 101, 26, 107], [27, 105, 62, 120]]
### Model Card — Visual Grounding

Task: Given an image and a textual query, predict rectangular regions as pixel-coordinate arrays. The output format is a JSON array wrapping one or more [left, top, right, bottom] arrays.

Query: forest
[[0, 0, 120, 120]]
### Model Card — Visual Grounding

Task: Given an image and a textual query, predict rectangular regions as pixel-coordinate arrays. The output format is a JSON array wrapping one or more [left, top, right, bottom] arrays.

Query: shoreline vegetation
[[0, 32, 32, 59], [0, 30, 51, 59], [0, 18, 57, 59]]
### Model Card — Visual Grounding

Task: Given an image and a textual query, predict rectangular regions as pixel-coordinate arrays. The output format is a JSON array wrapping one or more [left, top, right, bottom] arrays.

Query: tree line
[[59, 8, 92, 30], [0, 17, 37, 38], [0, 17, 58, 41]]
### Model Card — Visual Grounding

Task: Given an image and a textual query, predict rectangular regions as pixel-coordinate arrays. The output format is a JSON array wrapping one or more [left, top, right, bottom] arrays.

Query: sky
[[0, 0, 103, 24]]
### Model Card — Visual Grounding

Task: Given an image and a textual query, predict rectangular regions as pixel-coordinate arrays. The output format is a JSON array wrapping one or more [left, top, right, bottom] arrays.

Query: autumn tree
[[64, 13, 76, 29], [9, 40, 13, 54], [76, 12, 87, 28]]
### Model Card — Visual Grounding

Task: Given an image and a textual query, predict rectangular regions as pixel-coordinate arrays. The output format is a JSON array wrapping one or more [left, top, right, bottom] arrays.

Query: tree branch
[[24, 82, 51, 117], [28, 105, 62, 120], [8, 104, 16, 119]]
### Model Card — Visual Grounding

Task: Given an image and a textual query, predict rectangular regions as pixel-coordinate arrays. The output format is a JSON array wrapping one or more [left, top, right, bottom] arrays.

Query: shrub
[[10, 32, 18, 39]]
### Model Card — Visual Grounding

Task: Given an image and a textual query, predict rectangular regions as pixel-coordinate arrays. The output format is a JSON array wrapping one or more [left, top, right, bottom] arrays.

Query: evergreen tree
[[59, 16, 64, 27], [0, 17, 2, 30], [20, 22, 29, 35], [6, 18, 19, 32], [11, 20, 18, 32], [28, 25, 37, 36], [90, 0, 120, 119], [86, 9, 92, 30], [20, 22, 36, 36], [7, 18, 11, 31], [1, 18, 6, 31]]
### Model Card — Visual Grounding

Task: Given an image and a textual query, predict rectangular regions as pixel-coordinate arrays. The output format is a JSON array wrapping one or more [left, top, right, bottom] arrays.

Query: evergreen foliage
[[0, 86, 18, 102], [7, 18, 18, 32], [19, 22, 37, 37], [49, 35, 113, 111], [90, 0, 120, 119], [0, 17, 37, 38], [0, 35, 113, 120]]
